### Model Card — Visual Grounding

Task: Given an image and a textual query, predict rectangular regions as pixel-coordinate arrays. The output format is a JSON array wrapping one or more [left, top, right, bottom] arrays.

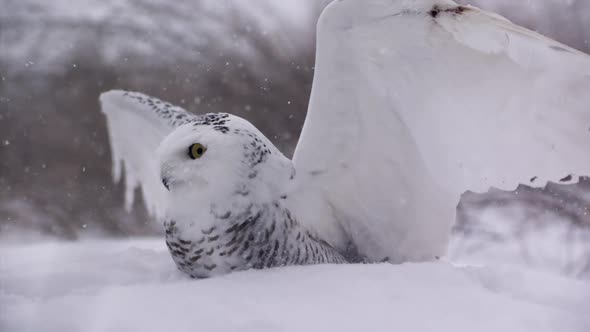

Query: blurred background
[[1, 0, 589, 277]]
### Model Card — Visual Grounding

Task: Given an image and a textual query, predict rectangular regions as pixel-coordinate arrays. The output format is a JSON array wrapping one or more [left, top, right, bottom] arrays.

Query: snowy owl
[[100, 0, 590, 278]]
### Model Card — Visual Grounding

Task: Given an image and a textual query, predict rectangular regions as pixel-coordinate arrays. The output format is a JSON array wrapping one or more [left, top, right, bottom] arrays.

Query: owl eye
[[188, 143, 207, 159]]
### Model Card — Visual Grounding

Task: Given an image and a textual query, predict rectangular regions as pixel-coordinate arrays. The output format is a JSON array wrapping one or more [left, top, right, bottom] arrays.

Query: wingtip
[[99, 90, 128, 111], [99, 89, 128, 102], [99, 90, 154, 115]]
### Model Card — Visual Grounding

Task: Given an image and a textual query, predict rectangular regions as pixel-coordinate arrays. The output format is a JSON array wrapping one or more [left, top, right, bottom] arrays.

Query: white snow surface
[[1, 239, 588, 332]]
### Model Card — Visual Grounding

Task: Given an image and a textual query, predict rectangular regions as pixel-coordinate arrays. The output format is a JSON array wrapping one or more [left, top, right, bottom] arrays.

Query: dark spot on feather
[[429, 7, 439, 17], [429, 5, 468, 18], [530, 176, 538, 183], [264, 229, 270, 242], [218, 211, 231, 220], [225, 224, 238, 234], [201, 226, 216, 235], [236, 212, 260, 232], [235, 185, 249, 196], [204, 264, 217, 271], [213, 126, 230, 134], [549, 45, 573, 53], [227, 245, 239, 256], [267, 240, 280, 268], [560, 174, 573, 182], [225, 233, 239, 247]]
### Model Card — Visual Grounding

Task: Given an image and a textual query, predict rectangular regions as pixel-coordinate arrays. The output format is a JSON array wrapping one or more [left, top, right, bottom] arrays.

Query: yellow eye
[[188, 143, 207, 159]]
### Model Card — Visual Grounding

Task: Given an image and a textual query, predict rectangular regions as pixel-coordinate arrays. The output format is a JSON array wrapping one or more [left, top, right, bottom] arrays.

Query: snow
[[450, 206, 590, 279], [1, 239, 589, 332]]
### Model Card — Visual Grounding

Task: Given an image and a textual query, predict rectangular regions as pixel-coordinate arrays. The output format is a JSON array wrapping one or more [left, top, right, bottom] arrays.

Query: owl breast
[[164, 203, 346, 279]]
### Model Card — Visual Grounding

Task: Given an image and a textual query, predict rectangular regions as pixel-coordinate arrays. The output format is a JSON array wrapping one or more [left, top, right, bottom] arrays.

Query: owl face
[[157, 122, 244, 194], [156, 114, 295, 204]]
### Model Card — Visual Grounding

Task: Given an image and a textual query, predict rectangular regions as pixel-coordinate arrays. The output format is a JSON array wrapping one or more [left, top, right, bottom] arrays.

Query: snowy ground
[[1, 239, 588, 332], [450, 206, 590, 279]]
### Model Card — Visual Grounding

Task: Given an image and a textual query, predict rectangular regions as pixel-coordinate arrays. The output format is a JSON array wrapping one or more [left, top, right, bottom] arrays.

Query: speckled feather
[[122, 91, 233, 132], [164, 201, 345, 279]]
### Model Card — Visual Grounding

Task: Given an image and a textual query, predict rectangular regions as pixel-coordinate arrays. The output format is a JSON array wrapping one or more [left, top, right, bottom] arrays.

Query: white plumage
[[100, 0, 590, 275]]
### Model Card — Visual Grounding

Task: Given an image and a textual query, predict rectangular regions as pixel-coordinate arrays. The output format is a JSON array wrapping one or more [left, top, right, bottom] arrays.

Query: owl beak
[[162, 177, 171, 191]]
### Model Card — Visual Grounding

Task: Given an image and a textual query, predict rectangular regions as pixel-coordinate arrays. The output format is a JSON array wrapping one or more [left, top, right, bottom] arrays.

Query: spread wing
[[100, 90, 198, 219], [292, 0, 590, 262]]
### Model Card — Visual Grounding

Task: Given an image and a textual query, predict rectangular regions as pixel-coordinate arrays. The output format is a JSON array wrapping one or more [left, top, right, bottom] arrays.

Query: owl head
[[156, 113, 295, 208]]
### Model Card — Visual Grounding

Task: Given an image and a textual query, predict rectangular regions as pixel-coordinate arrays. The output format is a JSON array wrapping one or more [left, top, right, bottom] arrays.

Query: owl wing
[[100, 90, 198, 219], [291, 0, 590, 262]]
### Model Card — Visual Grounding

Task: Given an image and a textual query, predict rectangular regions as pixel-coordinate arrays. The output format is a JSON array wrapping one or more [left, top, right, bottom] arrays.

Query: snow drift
[[1, 239, 588, 332]]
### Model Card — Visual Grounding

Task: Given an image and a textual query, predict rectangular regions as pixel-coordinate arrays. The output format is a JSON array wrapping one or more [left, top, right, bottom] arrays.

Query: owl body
[[151, 114, 346, 278], [164, 201, 346, 278]]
